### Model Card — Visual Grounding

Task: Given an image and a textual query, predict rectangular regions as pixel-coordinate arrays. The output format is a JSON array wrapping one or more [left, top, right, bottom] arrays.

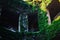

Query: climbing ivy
[[0, 0, 60, 40]]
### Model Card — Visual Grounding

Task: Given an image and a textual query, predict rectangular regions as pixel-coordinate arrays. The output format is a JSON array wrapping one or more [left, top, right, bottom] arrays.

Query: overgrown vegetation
[[0, 0, 60, 40]]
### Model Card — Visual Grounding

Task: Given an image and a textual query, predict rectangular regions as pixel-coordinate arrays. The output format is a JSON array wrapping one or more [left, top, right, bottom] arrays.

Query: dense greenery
[[0, 0, 60, 40]]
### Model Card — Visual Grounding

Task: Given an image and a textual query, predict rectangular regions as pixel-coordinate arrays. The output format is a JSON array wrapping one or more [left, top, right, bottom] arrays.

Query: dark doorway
[[28, 11, 39, 32]]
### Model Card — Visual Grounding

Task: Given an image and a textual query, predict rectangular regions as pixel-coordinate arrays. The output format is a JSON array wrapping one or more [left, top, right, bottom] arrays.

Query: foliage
[[0, 0, 60, 40], [23, 0, 52, 11]]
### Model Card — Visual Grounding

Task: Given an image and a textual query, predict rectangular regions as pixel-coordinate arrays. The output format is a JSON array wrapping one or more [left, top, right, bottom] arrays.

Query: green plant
[[0, 0, 60, 40]]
